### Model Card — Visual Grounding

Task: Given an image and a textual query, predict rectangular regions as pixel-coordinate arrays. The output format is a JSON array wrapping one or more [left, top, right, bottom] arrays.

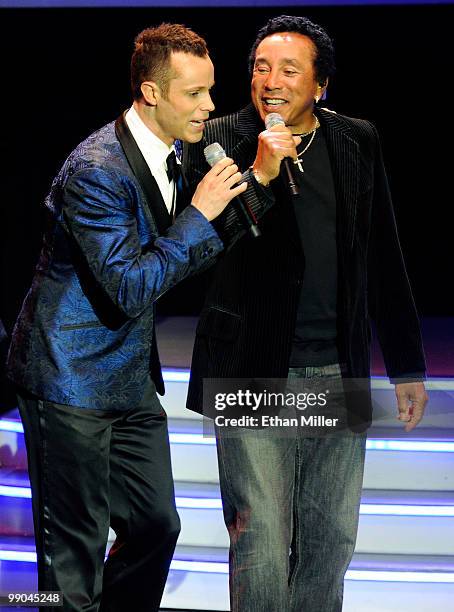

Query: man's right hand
[[191, 157, 248, 222], [252, 124, 301, 186]]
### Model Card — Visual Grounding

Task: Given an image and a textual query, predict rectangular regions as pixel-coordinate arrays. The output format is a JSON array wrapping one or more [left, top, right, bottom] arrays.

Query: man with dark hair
[[6, 22, 265, 611], [185, 15, 428, 611]]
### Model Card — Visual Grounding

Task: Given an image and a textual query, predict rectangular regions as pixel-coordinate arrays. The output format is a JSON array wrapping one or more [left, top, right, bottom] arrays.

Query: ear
[[317, 78, 329, 101], [140, 81, 160, 107]]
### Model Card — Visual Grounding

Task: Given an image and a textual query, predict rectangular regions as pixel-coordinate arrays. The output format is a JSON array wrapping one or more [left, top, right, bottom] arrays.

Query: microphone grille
[[204, 142, 226, 168], [265, 113, 285, 130]]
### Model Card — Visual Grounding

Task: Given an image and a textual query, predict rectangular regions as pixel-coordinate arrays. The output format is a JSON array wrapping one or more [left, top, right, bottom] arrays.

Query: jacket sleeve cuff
[[389, 372, 427, 384]]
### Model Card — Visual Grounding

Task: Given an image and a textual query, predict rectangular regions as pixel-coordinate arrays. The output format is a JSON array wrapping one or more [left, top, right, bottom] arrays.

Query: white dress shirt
[[125, 105, 180, 214]]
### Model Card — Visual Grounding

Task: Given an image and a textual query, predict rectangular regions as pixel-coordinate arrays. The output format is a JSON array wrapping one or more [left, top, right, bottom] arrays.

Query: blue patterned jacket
[[6, 114, 224, 410]]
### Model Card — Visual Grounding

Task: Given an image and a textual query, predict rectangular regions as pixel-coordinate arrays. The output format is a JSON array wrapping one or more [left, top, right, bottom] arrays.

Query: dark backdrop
[[1, 4, 453, 333]]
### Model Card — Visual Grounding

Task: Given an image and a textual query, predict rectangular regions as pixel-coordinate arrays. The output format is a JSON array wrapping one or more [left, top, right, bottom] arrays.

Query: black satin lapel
[[115, 113, 172, 234], [320, 111, 359, 253]]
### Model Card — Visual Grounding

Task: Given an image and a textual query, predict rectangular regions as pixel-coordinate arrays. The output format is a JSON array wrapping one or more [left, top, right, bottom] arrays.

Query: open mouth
[[190, 120, 205, 127], [262, 98, 287, 108]]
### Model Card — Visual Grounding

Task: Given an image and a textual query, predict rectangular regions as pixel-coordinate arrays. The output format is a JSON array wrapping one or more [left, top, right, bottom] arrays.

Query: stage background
[[1, 3, 453, 332]]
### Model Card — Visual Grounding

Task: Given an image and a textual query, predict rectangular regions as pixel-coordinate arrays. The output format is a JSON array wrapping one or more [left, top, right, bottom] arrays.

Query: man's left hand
[[395, 382, 428, 432]]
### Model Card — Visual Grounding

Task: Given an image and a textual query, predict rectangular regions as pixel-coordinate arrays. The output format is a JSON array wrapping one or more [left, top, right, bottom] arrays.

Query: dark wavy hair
[[248, 15, 335, 86], [131, 23, 209, 100]]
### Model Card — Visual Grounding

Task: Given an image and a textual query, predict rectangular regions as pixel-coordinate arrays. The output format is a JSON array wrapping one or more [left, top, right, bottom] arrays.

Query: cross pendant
[[295, 158, 304, 173]]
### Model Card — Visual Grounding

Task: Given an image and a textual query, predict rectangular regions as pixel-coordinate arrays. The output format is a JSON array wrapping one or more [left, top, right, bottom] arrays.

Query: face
[[251, 32, 323, 133], [149, 52, 215, 145]]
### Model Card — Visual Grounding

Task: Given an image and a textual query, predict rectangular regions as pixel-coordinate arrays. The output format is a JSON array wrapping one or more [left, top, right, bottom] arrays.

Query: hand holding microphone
[[191, 153, 247, 222], [252, 113, 301, 196], [203, 143, 261, 238]]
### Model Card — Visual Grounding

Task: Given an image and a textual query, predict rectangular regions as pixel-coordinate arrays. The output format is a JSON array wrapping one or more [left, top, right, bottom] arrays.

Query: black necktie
[[166, 151, 181, 184], [166, 151, 181, 219]]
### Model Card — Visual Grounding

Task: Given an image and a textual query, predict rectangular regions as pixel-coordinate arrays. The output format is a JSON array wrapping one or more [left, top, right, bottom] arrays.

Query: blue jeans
[[214, 364, 366, 612]]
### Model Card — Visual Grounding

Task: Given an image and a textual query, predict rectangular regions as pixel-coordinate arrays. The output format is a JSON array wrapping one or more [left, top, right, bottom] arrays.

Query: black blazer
[[184, 104, 426, 426]]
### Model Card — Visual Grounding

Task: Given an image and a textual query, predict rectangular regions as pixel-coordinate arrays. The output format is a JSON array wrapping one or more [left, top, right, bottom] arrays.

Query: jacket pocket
[[196, 306, 241, 342], [60, 321, 103, 331]]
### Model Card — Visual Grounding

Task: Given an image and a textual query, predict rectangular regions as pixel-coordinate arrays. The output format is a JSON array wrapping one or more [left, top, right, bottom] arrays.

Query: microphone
[[265, 113, 300, 197], [204, 142, 261, 239]]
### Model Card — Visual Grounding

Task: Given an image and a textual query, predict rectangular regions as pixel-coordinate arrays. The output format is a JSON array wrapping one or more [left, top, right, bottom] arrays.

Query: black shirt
[[289, 127, 338, 367]]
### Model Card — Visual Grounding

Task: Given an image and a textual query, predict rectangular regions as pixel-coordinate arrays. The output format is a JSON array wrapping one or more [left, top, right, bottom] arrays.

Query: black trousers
[[17, 379, 180, 612]]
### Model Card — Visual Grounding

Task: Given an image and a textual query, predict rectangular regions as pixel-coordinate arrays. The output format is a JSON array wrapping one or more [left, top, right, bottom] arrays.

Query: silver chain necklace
[[293, 115, 320, 173]]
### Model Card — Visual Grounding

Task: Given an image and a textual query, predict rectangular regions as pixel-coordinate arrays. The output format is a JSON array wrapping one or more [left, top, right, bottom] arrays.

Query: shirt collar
[[125, 105, 176, 171]]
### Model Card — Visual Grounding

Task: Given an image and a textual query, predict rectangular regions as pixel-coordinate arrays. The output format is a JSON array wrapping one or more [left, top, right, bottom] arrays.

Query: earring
[[314, 96, 320, 104]]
